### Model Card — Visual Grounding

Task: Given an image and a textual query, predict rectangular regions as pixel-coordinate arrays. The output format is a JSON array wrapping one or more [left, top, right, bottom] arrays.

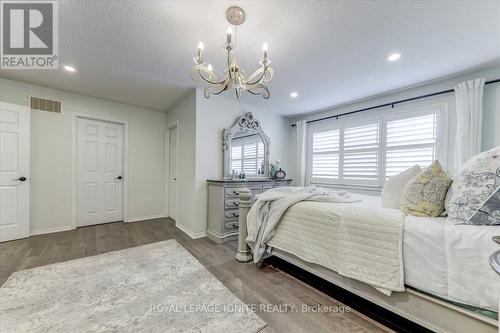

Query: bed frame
[[235, 188, 498, 333]]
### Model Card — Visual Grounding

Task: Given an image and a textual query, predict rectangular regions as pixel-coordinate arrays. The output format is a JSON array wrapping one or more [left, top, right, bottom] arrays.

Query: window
[[231, 134, 264, 176], [307, 103, 446, 187], [385, 114, 437, 177], [311, 129, 339, 179], [343, 123, 379, 183]]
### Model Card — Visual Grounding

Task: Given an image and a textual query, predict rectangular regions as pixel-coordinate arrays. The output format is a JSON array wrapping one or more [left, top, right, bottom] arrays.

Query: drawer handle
[[232, 190, 240, 195]]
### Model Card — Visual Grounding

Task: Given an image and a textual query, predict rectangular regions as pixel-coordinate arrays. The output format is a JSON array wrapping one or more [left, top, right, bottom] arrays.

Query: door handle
[[116, 176, 122, 180], [12, 177, 27, 181]]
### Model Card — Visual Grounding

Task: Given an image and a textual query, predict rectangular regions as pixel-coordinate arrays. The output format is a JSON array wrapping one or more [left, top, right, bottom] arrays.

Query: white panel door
[[0, 102, 30, 242], [77, 118, 124, 227], [169, 127, 177, 221]]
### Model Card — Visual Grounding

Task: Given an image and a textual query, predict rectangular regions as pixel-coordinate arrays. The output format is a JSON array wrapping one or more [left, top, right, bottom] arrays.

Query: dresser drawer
[[224, 210, 239, 218], [225, 187, 243, 198], [225, 186, 262, 198], [224, 199, 240, 209], [225, 221, 239, 230]]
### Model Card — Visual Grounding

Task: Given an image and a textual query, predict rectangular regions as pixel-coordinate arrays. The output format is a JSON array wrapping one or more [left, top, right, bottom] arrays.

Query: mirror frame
[[223, 112, 270, 179]]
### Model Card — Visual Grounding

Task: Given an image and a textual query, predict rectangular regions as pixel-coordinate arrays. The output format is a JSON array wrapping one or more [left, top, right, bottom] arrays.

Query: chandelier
[[190, 6, 274, 100]]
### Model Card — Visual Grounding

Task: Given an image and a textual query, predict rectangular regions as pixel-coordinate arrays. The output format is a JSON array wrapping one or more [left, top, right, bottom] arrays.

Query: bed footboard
[[236, 187, 253, 262]]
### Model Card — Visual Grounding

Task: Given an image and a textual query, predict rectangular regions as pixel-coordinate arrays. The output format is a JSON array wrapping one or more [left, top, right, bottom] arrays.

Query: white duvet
[[246, 187, 359, 262], [247, 187, 406, 295], [267, 195, 500, 311]]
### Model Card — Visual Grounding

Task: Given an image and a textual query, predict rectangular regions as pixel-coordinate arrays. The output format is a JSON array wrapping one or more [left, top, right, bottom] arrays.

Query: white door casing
[[76, 117, 124, 227], [0, 102, 30, 242], [169, 126, 177, 221]]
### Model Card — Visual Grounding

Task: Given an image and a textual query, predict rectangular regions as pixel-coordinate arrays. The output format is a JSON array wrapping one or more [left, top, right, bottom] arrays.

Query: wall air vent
[[30, 96, 61, 113]]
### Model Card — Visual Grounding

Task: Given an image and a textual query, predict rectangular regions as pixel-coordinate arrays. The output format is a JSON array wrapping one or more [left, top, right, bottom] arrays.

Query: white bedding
[[267, 195, 500, 311], [403, 215, 448, 297]]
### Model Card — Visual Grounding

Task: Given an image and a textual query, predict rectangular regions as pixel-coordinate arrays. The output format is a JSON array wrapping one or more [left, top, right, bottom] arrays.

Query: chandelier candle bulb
[[262, 43, 268, 58], [197, 41, 204, 60], [207, 64, 213, 72], [226, 27, 233, 44]]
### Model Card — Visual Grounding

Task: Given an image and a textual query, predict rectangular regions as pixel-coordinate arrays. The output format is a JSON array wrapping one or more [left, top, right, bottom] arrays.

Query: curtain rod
[[290, 78, 500, 128]]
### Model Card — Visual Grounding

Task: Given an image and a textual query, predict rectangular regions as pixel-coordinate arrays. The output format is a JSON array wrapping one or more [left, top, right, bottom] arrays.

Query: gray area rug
[[0, 240, 266, 332]]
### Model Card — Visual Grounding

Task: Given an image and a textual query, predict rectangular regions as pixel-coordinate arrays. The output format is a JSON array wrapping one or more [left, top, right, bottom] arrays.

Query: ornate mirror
[[223, 112, 270, 179]]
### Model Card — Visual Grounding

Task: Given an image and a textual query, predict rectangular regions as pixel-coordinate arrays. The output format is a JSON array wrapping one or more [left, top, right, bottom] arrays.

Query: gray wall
[[0, 78, 167, 234], [163, 91, 199, 237]]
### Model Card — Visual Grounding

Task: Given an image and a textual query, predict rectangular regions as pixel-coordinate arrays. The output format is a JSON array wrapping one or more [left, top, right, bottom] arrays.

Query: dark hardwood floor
[[0, 218, 393, 333]]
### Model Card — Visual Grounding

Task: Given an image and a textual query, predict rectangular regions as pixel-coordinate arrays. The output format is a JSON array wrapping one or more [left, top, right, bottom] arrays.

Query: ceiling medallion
[[190, 6, 274, 100]]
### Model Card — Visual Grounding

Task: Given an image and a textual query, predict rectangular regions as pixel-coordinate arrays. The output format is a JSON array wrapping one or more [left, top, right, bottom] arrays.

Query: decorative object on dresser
[[269, 160, 280, 179], [207, 179, 292, 244], [223, 112, 270, 180], [274, 168, 286, 180]]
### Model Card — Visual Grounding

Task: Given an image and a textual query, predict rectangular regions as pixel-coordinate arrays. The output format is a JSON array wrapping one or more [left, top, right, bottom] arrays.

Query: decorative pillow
[[468, 188, 500, 225], [381, 165, 422, 209], [401, 160, 452, 217], [446, 147, 500, 225]]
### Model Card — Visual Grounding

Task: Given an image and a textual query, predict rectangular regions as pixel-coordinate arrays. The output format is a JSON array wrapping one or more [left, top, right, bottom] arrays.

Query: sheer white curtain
[[453, 78, 485, 172], [296, 120, 308, 187]]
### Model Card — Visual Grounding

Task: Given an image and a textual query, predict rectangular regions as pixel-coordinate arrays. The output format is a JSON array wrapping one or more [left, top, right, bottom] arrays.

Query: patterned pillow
[[468, 188, 500, 225], [446, 147, 500, 225], [401, 160, 452, 217]]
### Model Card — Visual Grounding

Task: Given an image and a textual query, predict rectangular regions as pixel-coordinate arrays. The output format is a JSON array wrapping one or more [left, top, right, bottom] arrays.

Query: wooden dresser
[[207, 179, 292, 244]]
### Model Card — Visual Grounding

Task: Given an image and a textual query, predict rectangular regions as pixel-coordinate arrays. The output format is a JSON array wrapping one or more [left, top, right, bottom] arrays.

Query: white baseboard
[[126, 214, 167, 223], [175, 223, 206, 239], [30, 226, 74, 236]]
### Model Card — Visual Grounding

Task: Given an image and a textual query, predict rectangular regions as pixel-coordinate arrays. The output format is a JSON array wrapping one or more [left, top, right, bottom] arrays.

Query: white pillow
[[381, 165, 422, 209]]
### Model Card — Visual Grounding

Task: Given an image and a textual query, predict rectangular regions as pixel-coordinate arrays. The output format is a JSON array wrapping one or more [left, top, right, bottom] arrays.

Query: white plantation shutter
[[306, 105, 445, 187], [230, 135, 264, 175], [311, 130, 340, 180], [343, 123, 379, 184], [231, 139, 242, 173], [257, 142, 264, 173], [243, 136, 257, 175], [385, 114, 437, 177]]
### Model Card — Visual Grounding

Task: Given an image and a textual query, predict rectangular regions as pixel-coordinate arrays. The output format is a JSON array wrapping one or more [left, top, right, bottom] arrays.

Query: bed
[[236, 189, 499, 333]]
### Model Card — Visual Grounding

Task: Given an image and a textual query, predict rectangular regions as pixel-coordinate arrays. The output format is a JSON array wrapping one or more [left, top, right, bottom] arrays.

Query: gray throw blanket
[[246, 186, 360, 262]]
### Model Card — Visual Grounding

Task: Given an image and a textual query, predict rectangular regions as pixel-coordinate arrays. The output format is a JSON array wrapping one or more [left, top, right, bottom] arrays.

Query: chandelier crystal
[[190, 6, 274, 100]]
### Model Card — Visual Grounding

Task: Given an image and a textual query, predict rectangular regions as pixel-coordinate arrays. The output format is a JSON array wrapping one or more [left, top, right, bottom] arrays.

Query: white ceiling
[[1, 0, 499, 115]]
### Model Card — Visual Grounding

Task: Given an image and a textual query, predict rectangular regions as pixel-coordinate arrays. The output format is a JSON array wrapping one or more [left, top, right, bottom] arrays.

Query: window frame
[[306, 99, 449, 189]]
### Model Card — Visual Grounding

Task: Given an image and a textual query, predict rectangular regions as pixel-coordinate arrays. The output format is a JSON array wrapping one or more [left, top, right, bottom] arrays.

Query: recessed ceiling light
[[290, 92, 298, 98], [64, 65, 76, 72], [387, 53, 401, 62]]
